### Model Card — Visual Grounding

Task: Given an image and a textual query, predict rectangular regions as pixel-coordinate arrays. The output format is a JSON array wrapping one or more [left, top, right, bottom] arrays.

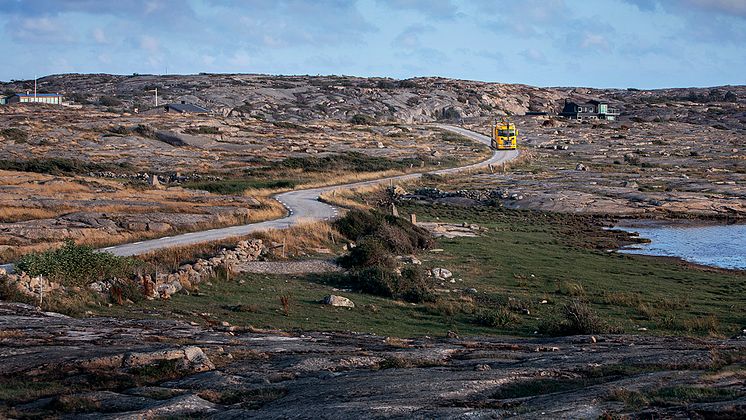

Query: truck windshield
[[498, 130, 515, 137]]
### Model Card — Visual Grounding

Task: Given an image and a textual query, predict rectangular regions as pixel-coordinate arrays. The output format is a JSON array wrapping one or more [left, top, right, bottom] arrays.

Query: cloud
[[377, 0, 459, 20], [0, 0, 196, 22], [6, 16, 75, 44], [92, 28, 107, 44], [625, 0, 746, 18], [520, 49, 548, 64], [393, 24, 432, 49], [623, 0, 746, 43]]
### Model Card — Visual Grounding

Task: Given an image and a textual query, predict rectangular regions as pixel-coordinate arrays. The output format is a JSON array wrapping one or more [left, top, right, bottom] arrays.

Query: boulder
[[322, 295, 355, 308], [431, 268, 452, 279]]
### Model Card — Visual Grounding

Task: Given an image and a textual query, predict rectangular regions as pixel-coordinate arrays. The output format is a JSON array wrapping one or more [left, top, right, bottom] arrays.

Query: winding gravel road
[[102, 125, 519, 256], [1, 125, 518, 268]]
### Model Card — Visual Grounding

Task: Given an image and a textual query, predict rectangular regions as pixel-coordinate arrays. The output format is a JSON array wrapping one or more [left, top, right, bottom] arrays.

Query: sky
[[0, 0, 745, 88]]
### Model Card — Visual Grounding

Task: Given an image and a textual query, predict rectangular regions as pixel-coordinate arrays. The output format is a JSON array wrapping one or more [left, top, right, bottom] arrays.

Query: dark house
[[559, 100, 620, 121], [163, 102, 209, 114]]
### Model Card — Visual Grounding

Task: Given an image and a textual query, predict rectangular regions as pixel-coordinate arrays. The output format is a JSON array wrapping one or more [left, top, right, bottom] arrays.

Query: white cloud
[[92, 27, 108, 44]]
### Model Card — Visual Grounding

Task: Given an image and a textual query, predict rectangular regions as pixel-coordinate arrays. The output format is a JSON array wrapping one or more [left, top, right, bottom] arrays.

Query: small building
[[0, 96, 8, 105], [163, 102, 209, 114], [559, 100, 620, 121], [6, 92, 64, 105]]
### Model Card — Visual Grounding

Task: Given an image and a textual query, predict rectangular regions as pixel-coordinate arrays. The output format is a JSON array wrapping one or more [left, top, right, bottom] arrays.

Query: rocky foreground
[[1, 302, 743, 419]]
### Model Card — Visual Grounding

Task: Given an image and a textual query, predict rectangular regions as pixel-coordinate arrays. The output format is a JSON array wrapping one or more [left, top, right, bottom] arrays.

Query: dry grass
[[253, 219, 342, 258], [319, 184, 384, 211], [0, 207, 71, 223], [135, 218, 341, 272]]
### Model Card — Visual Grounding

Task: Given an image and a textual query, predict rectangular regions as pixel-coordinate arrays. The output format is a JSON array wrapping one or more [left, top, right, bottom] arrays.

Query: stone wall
[[1, 239, 266, 301]]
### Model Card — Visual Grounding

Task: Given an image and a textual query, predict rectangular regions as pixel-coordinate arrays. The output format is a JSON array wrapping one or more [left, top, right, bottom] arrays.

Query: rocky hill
[[3, 73, 744, 129]]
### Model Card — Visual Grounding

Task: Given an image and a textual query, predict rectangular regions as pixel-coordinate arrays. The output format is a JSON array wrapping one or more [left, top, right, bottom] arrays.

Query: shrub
[[184, 126, 221, 135], [539, 299, 610, 335], [98, 95, 122, 107], [334, 209, 436, 303], [334, 209, 433, 252], [16, 240, 140, 287], [0, 158, 133, 176], [475, 307, 519, 328], [338, 238, 396, 269], [0, 128, 29, 143], [350, 114, 376, 125], [277, 151, 408, 173], [344, 264, 435, 303]]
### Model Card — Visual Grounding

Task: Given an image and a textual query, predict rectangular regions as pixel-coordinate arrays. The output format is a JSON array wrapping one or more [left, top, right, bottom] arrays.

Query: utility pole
[[34, 74, 37, 100], [147, 88, 158, 107]]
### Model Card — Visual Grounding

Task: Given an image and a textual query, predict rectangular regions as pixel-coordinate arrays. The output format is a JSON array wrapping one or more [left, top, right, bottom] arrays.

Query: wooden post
[[410, 213, 417, 224], [38, 275, 43, 307], [282, 237, 286, 258]]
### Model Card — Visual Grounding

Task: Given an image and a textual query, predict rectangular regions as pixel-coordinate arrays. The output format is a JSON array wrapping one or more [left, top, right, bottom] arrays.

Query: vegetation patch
[[0, 127, 29, 143], [609, 386, 743, 408], [0, 157, 134, 176], [16, 240, 140, 287], [184, 179, 296, 195], [330, 209, 435, 303]]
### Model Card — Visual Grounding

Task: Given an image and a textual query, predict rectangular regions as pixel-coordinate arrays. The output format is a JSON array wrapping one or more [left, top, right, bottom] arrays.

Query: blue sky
[[0, 0, 744, 88]]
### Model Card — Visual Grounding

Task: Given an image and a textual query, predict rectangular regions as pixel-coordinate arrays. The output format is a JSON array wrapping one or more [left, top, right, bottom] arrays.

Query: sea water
[[616, 222, 746, 271]]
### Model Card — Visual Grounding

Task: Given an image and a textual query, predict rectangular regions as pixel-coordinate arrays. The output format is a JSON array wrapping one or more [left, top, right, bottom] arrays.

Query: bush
[[338, 238, 395, 269], [350, 114, 376, 125], [184, 126, 221, 135], [98, 95, 122, 107], [475, 307, 519, 328], [539, 299, 610, 335], [344, 264, 435, 303], [277, 151, 408, 173], [0, 157, 133, 176], [334, 209, 436, 303], [0, 128, 29, 143], [334, 209, 433, 253], [16, 240, 140, 287]]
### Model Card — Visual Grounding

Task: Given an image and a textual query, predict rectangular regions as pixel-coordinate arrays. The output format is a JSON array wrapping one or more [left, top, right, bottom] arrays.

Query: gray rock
[[431, 268, 452, 279], [322, 295, 355, 308]]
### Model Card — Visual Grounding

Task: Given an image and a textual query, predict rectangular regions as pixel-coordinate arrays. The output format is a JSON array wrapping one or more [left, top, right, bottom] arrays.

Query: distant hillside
[[2, 74, 744, 130]]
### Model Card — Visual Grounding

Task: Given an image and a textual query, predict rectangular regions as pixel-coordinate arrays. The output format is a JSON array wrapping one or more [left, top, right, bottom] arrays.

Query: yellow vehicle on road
[[491, 119, 518, 150]]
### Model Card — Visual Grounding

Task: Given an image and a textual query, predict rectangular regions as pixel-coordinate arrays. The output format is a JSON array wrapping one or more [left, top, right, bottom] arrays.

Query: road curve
[[6, 125, 519, 265]]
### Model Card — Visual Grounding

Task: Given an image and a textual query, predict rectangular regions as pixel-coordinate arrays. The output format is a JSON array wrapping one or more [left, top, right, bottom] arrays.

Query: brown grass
[[135, 219, 341, 272], [253, 219, 342, 258]]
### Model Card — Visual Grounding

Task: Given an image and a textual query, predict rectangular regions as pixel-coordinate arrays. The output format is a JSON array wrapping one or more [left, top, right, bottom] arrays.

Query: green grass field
[[94, 204, 745, 338]]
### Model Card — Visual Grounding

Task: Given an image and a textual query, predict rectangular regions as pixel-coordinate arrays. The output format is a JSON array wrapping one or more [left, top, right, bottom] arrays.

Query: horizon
[[0, 1, 745, 89], [5, 71, 745, 91]]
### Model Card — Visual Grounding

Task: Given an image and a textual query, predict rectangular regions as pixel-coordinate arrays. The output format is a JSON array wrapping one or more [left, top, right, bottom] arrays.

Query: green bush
[[334, 209, 435, 303], [184, 179, 296, 195], [0, 157, 133, 176], [335, 209, 432, 253], [539, 299, 610, 335], [344, 264, 435, 303], [475, 307, 520, 328], [338, 238, 395, 269], [278, 151, 410, 173], [16, 240, 140, 287]]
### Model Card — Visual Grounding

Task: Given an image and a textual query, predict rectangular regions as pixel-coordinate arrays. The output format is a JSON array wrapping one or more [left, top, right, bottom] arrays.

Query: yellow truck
[[491, 119, 518, 150]]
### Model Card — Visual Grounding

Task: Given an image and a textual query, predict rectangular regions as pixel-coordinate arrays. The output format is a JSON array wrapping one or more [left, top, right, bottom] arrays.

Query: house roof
[[165, 103, 209, 113], [14, 93, 63, 97]]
